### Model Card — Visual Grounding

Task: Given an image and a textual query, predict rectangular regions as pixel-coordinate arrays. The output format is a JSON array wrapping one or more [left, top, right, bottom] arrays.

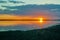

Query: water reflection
[[0, 21, 60, 29]]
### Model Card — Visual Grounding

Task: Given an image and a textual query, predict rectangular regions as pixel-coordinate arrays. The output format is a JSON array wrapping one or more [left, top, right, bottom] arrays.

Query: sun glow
[[39, 18, 43, 23], [0, 14, 51, 26]]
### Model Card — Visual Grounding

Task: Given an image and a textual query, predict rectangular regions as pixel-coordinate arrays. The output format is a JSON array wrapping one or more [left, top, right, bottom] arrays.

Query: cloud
[[0, 0, 25, 3], [0, 1, 7, 3], [9, 1, 25, 3], [0, 0, 25, 10], [0, 4, 60, 16], [0, 6, 7, 10]]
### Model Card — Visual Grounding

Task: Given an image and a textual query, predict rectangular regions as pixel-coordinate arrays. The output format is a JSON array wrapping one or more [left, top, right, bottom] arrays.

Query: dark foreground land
[[0, 24, 60, 40]]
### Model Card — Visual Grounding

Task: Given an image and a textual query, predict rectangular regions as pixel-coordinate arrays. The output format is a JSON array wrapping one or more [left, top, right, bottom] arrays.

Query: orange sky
[[0, 14, 57, 28]]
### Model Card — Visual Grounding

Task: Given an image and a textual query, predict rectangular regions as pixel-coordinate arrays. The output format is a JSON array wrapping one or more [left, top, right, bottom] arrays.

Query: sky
[[21, 0, 60, 4], [0, 0, 60, 31], [0, 0, 60, 10]]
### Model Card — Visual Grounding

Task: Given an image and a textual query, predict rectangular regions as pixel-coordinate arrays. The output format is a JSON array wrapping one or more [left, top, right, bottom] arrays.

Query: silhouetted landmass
[[0, 24, 60, 40]]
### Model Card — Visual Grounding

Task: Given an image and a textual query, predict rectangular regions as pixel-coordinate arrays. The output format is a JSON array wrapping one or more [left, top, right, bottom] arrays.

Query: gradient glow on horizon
[[0, 14, 42, 26], [0, 14, 57, 27]]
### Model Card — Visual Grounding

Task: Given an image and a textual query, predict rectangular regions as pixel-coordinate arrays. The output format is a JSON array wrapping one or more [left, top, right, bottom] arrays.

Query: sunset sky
[[0, 0, 60, 10], [0, 0, 60, 31]]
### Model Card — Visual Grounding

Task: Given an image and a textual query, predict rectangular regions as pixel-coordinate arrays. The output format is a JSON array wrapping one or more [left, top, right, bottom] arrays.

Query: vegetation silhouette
[[0, 24, 60, 40]]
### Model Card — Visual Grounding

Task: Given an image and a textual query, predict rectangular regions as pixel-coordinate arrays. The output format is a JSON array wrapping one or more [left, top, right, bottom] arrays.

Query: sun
[[39, 18, 43, 23]]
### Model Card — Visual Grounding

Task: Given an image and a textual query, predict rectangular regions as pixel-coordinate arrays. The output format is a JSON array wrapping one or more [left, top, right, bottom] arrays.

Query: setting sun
[[39, 18, 43, 23]]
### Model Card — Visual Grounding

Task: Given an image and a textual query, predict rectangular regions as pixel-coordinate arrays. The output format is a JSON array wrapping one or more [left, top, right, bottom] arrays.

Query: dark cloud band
[[9, 1, 25, 3], [0, 0, 25, 3], [0, 1, 7, 3]]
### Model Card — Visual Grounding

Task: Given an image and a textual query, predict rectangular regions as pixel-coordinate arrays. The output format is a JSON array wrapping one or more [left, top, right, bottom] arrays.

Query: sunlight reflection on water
[[0, 21, 60, 29]]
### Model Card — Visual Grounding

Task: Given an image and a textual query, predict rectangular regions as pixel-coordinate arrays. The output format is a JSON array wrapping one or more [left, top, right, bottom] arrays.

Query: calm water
[[0, 21, 60, 31]]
